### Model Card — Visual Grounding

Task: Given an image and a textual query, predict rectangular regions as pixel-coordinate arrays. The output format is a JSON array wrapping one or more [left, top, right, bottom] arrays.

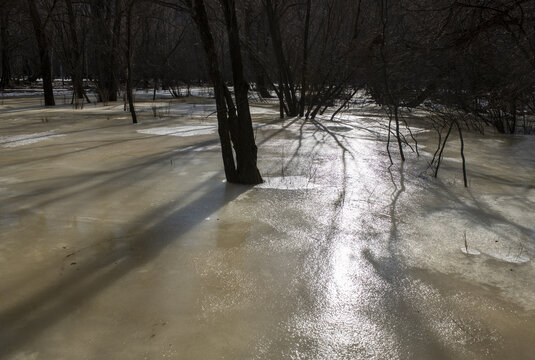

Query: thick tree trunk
[[190, 0, 238, 183], [220, 0, 263, 184], [27, 0, 55, 106]]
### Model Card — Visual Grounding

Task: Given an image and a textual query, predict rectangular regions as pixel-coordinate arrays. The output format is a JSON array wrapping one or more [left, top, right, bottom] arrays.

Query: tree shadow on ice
[[0, 138, 222, 213], [0, 173, 250, 358], [424, 175, 533, 245], [361, 164, 453, 360], [0, 126, 221, 169]]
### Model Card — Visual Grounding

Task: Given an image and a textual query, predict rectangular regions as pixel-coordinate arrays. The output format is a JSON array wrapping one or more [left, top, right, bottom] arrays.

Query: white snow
[[0, 90, 72, 98], [137, 125, 217, 137], [256, 176, 318, 190]]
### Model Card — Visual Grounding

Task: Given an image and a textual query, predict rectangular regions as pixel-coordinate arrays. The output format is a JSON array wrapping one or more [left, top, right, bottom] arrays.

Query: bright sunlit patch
[[256, 176, 318, 190], [329, 243, 355, 299], [137, 125, 217, 137]]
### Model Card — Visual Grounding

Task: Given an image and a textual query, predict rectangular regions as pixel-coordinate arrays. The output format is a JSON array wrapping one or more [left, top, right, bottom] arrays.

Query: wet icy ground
[[0, 96, 534, 359]]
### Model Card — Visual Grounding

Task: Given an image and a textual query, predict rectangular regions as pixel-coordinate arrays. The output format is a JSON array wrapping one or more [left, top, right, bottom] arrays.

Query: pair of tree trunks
[[190, 0, 262, 185]]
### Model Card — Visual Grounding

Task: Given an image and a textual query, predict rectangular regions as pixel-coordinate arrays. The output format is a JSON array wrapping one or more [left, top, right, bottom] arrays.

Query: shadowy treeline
[[1, 1, 533, 129], [1, 0, 534, 184]]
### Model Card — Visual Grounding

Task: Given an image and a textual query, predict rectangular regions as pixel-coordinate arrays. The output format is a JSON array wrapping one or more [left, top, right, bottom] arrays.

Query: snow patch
[[0, 89, 72, 97], [137, 125, 217, 137], [256, 176, 318, 190], [0, 131, 65, 148]]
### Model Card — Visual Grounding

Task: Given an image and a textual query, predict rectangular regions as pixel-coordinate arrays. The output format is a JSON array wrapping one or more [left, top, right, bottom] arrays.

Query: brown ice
[[0, 96, 534, 359]]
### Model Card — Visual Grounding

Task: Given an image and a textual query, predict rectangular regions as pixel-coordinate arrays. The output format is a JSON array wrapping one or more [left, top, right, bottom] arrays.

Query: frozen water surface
[[256, 176, 319, 190], [0, 131, 65, 148], [0, 96, 534, 359], [137, 125, 217, 137]]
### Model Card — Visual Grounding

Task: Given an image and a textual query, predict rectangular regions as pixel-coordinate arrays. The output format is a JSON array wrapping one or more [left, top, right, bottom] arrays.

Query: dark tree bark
[[255, 73, 272, 98], [189, 0, 262, 184], [125, 0, 137, 124], [264, 0, 299, 116], [242, 0, 272, 99], [27, 0, 55, 106], [65, 0, 85, 101], [92, 0, 121, 103], [219, 0, 262, 184], [189, 0, 238, 183], [108, 0, 121, 102]]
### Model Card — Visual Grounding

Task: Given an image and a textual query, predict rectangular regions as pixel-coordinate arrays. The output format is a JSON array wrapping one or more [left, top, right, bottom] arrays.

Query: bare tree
[[26, 0, 56, 106]]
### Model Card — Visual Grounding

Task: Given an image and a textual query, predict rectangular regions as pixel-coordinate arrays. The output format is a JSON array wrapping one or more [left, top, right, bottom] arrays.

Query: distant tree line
[[1, 0, 533, 183]]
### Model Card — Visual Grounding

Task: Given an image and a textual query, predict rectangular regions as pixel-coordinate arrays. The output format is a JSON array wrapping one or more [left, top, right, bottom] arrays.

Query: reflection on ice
[[256, 176, 318, 190]]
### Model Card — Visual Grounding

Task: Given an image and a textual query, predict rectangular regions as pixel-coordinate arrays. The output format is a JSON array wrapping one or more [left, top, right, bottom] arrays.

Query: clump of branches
[[424, 104, 473, 187]]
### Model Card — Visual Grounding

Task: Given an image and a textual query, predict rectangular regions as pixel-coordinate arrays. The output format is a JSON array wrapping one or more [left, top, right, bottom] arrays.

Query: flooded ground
[[0, 95, 534, 359]]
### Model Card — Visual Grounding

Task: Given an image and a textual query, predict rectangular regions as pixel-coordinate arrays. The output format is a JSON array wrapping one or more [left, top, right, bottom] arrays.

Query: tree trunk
[[92, 0, 120, 103], [190, 0, 238, 183], [394, 106, 405, 162], [299, 0, 311, 117], [27, 0, 55, 106], [264, 0, 298, 116], [220, 0, 263, 184], [255, 73, 272, 98], [242, 0, 272, 99], [65, 0, 85, 101], [108, 0, 121, 102], [125, 1, 137, 124]]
